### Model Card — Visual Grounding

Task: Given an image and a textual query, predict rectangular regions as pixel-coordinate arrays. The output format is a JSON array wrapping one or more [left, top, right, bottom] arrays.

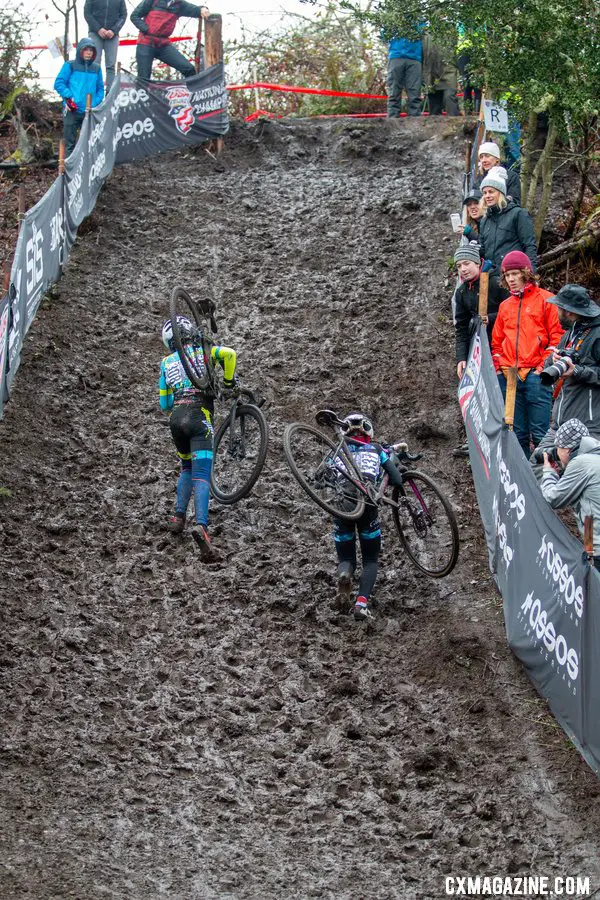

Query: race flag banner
[[6, 175, 66, 397], [115, 63, 228, 164], [460, 322, 600, 775]]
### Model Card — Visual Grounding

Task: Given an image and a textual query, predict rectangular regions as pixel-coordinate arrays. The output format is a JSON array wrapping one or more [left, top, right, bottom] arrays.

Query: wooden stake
[[205, 14, 224, 157], [584, 516, 594, 564], [58, 139, 65, 175], [86, 93, 92, 112], [504, 367, 517, 429], [478, 271, 489, 324], [195, 15, 204, 72]]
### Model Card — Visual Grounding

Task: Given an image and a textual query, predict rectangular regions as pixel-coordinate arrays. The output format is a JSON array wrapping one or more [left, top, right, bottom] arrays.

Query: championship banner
[[460, 323, 600, 774], [115, 64, 228, 164], [6, 175, 66, 395], [64, 78, 120, 232]]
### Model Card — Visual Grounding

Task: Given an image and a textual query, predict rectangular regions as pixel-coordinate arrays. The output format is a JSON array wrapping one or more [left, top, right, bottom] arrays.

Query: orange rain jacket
[[491, 283, 564, 372]]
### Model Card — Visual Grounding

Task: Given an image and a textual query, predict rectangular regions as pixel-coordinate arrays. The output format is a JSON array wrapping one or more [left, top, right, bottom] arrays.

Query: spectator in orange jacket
[[491, 250, 564, 456]]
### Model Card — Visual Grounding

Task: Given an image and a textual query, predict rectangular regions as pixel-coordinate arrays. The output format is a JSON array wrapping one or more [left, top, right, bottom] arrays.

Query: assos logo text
[[537, 533, 584, 618], [521, 591, 579, 681], [89, 149, 106, 186], [113, 117, 154, 150], [498, 457, 526, 520]]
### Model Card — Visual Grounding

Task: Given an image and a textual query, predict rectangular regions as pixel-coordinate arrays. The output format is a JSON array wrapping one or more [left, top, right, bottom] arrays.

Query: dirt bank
[[1, 118, 600, 899]]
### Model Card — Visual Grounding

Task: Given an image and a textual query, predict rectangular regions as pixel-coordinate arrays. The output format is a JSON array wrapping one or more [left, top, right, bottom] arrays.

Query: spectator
[[535, 285, 600, 453], [84, 0, 127, 91], [54, 38, 105, 157], [478, 169, 537, 274], [131, 0, 210, 81], [422, 34, 459, 116], [457, 49, 481, 115], [383, 27, 423, 118], [456, 189, 483, 241], [491, 250, 563, 456], [452, 243, 509, 457], [475, 140, 521, 204], [540, 419, 600, 571]]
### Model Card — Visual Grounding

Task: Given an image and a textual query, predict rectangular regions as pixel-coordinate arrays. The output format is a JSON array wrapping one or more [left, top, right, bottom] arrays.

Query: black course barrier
[[460, 323, 600, 775]]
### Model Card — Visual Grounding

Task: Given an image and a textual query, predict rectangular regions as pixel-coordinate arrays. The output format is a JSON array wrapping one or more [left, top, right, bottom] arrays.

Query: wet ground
[[2, 118, 600, 899]]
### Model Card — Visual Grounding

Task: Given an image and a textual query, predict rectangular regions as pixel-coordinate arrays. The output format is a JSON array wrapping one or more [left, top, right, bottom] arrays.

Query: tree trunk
[[520, 109, 537, 203], [533, 120, 558, 243]]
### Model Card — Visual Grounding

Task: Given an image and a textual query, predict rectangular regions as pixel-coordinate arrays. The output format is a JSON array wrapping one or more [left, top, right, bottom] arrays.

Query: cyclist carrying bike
[[159, 316, 237, 558], [334, 412, 405, 621]]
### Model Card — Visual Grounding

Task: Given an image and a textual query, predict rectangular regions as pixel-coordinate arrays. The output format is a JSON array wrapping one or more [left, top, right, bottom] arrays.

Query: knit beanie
[[479, 141, 501, 159], [480, 170, 507, 195], [454, 243, 481, 266], [554, 419, 589, 451], [501, 250, 533, 272]]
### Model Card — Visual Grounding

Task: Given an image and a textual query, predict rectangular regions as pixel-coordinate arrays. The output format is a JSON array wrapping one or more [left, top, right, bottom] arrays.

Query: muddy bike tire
[[391, 470, 459, 578], [210, 403, 269, 504], [169, 286, 214, 393], [283, 422, 366, 521]]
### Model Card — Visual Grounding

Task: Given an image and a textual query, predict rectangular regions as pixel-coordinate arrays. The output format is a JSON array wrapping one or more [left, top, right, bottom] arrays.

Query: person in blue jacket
[[383, 28, 423, 117], [54, 37, 105, 157]]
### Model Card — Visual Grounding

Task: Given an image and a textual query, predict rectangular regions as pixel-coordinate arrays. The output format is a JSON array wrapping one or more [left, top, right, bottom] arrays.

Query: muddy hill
[[2, 119, 600, 899]]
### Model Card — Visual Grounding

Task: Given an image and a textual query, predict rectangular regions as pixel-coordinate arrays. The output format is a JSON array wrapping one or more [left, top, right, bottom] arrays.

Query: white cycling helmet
[[343, 411, 374, 439], [162, 316, 194, 351]]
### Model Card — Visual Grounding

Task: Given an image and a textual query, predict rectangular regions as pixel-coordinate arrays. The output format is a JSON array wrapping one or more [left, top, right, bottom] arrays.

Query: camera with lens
[[532, 446, 560, 465], [540, 349, 581, 385]]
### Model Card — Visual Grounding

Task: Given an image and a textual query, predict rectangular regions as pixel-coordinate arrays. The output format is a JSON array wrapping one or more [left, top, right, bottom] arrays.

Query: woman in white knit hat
[[475, 140, 521, 204], [478, 168, 537, 274]]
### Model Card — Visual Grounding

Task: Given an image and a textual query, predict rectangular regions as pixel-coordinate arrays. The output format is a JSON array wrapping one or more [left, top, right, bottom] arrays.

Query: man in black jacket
[[131, 0, 210, 81], [84, 0, 127, 91]]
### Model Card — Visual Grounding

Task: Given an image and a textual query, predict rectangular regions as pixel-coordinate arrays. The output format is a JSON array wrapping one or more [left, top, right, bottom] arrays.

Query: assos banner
[[460, 322, 600, 774], [115, 64, 228, 164], [6, 175, 66, 396], [64, 77, 120, 232]]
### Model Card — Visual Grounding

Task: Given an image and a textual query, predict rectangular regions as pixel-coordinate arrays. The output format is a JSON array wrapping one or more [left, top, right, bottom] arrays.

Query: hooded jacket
[[131, 0, 204, 48], [54, 38, 105, 114], [491, 283, 563, 371], [540, 435, 600, 555], [454, 274, 509, 362], [547, 319, 600, 434], [478, 199, 537, 273], [84, 0, 127, 33]]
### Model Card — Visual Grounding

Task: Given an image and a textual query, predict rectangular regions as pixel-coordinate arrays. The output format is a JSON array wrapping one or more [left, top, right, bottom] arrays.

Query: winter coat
[[491, 283, 563, 371], [454, 274, 509, 362], [475, 166, 521, 205], [422, 34, 457, 92], [386, 37, 423, 62], [478, 199, 537, 273], [54, 38, 105, 114], [131, 0, 204, 48], [547, 320, 600, 435], [540, 435, 600, 555], [84, 0, 127, 33]]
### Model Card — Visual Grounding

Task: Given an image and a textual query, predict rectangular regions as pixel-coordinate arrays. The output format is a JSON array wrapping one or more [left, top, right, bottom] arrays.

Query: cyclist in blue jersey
[[334, 412, 405, 621], [158, 316, 236, 559]]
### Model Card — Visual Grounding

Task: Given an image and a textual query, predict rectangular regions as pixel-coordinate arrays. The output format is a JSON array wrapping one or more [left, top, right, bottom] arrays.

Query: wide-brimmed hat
[[547, 284, 600, 318]]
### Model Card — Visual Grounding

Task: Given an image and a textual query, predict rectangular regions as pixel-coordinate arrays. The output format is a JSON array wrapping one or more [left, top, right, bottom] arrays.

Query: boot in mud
[[191, 524, 216, 561]]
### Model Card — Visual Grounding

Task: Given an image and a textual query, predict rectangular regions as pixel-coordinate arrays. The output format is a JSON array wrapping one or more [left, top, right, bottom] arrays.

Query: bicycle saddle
[[316, 409, 345, 428]]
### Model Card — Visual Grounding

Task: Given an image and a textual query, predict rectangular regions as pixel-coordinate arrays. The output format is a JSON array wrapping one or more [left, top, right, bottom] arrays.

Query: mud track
[[2, 119, 600, 899]]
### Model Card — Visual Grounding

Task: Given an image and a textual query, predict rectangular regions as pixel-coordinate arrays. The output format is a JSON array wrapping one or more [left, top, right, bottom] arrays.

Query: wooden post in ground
[[504, 367, 518, 431], [58, 140, 65, 175], [478, 271, 489, 327], [584, 516, 594, 566], [86, 93, 92, 113], [205, 15, 224, 156], [195, 16, 204, 72]]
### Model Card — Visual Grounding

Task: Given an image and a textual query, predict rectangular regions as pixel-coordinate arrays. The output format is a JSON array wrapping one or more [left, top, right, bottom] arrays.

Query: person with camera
[[534, 285, 600, 459], [491, 251, 563, 456], [540, 419, 600, 571]]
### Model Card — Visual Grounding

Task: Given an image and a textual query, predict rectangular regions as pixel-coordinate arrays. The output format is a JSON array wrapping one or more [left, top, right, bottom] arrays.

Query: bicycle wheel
[[211, 403, 269, 504], [283, 423, 366, 521], [169, 286, 214, 392], [391, 471, 459, 577]]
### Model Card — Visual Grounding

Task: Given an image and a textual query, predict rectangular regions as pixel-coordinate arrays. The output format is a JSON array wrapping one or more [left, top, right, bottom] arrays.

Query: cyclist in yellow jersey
[[159, 316, 236, 558]]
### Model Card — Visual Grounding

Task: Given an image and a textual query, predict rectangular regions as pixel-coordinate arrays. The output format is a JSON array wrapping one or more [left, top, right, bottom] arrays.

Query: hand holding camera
[[540, 349, 580, 385]]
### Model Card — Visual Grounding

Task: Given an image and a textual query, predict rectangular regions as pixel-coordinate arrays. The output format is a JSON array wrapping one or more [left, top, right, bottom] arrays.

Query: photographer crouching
[[539, 419, 600, 571], [533, 285, 600, 463]]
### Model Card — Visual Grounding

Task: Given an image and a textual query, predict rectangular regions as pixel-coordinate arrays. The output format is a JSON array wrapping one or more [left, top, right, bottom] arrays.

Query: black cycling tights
[[334, 508, 382, 601]]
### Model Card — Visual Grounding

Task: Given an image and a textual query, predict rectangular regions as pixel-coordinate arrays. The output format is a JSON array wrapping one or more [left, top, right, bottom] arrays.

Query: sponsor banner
[[115, 64, 228, 164], [461, 322, 600, 774], [0, 294, 9, 413], [6, 175, 66, 397], [65, 77, 120, 230]]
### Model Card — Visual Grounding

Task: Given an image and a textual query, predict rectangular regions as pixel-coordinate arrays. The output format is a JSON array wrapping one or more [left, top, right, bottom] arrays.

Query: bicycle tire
[[391, 470, 459, 577], [169, 286, 214, 393], [283, 422, 366, 521], [211, 403, 269, 504]]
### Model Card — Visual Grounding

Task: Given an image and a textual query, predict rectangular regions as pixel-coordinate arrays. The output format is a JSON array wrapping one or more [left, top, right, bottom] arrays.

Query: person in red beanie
[[491, 251, 564, 455]]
